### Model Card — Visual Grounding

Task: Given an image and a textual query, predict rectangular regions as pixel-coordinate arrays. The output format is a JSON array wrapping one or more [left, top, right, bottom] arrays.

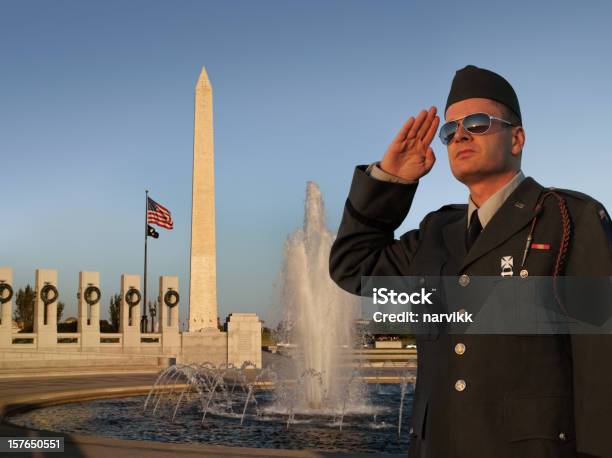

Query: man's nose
[[452, 121, 472, 143]]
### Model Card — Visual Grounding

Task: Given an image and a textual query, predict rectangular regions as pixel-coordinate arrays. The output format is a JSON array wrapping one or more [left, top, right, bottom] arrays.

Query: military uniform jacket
[[329, 165, 612, 458]]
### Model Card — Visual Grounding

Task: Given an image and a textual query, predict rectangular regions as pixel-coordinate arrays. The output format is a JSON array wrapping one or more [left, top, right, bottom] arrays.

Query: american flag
[[147, 197, 173, 230]]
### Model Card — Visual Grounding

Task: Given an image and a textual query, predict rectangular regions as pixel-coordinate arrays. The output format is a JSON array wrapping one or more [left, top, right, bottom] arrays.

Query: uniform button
[[458, 274, 470, 287], [455, 343, 466, 355], [454, 379, 467, 392], [558, 432, 566, 441]]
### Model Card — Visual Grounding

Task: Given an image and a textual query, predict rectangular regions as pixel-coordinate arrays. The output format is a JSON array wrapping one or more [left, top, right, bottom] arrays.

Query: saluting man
[[329, 65, 612, 458]]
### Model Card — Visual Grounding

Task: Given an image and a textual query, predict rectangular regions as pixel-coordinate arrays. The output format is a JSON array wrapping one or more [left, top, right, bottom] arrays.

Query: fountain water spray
[[280, 181, 361, 411]]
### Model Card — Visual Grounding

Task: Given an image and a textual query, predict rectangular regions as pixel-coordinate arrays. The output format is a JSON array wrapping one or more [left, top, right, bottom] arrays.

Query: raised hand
[[379, 106, 440, 182]]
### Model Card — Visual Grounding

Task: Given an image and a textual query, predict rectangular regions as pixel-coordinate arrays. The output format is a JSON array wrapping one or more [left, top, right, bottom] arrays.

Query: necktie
[[466, 209, 483, 251]]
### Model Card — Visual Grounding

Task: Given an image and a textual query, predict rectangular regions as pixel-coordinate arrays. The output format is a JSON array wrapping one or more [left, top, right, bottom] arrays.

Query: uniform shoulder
[[546, 186, 597, 203], [422, 203, 467, 224], [433, 203, 468, 213], [541, 186, 611, 226]]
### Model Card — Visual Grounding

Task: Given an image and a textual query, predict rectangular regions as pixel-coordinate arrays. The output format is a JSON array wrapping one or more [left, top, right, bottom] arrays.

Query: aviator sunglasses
[[439, 112, 516, 145]]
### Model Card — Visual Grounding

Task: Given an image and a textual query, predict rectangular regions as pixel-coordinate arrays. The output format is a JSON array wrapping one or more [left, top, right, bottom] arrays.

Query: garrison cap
[[445, 65, 521, 123]]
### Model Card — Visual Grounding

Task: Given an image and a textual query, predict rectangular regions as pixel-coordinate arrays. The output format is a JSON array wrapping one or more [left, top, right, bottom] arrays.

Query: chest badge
[[501, 256, 514, 277]]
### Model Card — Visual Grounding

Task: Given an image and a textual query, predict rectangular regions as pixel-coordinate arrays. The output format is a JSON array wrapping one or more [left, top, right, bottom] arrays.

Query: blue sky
[[1, 1, 611, 327]]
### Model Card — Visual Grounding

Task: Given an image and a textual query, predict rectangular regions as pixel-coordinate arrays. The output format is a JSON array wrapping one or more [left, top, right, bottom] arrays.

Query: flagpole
[[143, 189, 149, 333]]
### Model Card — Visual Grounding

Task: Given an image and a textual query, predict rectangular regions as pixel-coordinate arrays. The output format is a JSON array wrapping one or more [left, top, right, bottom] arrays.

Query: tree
[[14, 285, 35, 330], [108, 293, 120, 332], [262, 326, 277, 346], [13, 285, 65, 331]]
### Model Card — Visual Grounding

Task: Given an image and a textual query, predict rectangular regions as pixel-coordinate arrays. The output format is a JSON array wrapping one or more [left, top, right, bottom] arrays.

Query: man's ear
[[511, 126, 525, 157]]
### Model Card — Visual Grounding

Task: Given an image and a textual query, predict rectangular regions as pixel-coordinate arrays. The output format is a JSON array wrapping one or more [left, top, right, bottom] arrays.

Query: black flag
[[147, 225, 159, 239]]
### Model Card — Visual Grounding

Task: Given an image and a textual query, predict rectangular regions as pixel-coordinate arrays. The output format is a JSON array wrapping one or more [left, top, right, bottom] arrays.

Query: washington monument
[[188, 67, 218, 331]]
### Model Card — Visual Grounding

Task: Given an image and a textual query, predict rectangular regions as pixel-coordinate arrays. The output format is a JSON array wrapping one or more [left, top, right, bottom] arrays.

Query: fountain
[[279, 181, 362, 412], [142, 182, 369, 423]]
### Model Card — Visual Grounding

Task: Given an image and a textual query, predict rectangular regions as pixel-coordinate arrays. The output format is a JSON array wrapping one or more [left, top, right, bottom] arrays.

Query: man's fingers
[[392, 117, 416, 143], [423, 115, 440, 146], [408, 110, 429, 139], [416, 107, 437, 140]]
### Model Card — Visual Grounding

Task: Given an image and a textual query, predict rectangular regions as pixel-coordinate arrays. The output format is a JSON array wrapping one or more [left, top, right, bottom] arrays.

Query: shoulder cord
[[525, 190, 572, 314]]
